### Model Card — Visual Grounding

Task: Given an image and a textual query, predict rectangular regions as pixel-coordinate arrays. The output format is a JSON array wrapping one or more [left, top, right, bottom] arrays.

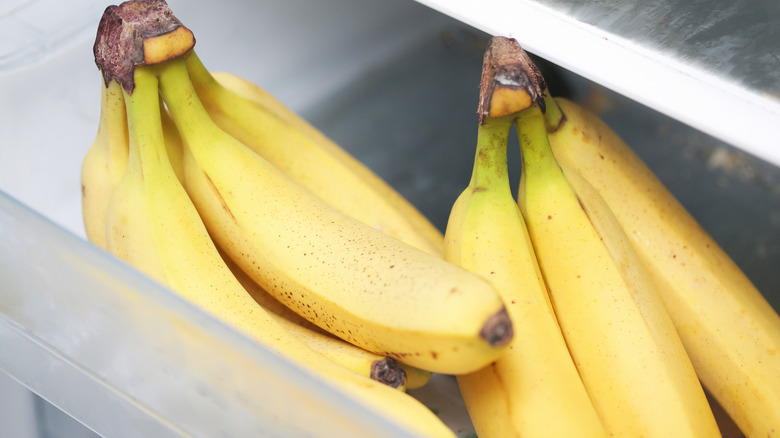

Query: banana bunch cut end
[[94, 0, 195, 93], [478, 36, 547, 123]]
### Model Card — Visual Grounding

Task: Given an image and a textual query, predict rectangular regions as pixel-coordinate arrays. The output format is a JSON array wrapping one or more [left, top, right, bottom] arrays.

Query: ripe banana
[[545, 96, 780, 438], [445, 116, 607, 438], [184, 51, 444, 257], [225, 251, 407, 390], [515, 101, 721, 437], [157, 55, 513, 375], [103, 63, 454, 438], [160, 101, 184, 182], [443, 38, 607, 437], [396, 362, 433, 391], [84, 0, 195, 249], [272, 312, 408, 391], [81, 79, 129, 249], [226, 244, 434, 391]]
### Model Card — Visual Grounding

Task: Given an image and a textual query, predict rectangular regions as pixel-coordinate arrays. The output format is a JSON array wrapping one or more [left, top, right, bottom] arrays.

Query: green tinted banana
[[516, 102, 721, 438], [104, 64, 454, 438], [157, 56, 512, 375], [396, 363, 433, 391], [185, 52, 444, 257], [443, 43, 606, 435], [81, 79, 129, 248], [545, 96, 780, 438]]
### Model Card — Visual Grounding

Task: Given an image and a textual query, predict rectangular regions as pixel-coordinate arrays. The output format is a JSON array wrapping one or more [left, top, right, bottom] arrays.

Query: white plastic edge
[[414, 0, 780, 168]]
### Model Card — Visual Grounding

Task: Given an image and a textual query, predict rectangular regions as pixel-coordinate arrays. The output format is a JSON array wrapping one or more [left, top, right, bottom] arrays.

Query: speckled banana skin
[[516, 103, 721, 438]]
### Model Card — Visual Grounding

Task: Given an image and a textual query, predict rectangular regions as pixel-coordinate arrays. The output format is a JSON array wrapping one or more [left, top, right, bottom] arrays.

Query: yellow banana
[[160, 101, 184, 182], [229, 252, 433, 390], [84, 0, 194, 249], [545, 96, 780, 438], [396, 363, 433, 391], [271, 312, 408, 391], [104, 63, 454, 438], [81, 79, 129, 249], [80, 83, 187, 250], [223, 248, 327, 333], [184, 52, 444, 257], [225, 251, 407, 390], [157, 56, 512, 375], [516, 101, 721, 437], [443, 39, 607, 437], [445, 116, 607, 438]]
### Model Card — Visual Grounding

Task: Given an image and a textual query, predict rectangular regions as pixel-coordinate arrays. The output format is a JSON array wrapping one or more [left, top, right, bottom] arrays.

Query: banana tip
[[480, 307, 513, 348], [370, 357, 407, 389]]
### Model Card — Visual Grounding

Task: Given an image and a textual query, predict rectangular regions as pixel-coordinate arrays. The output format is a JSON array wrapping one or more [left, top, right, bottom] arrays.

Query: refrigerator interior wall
[[1, 0, 778, 436]]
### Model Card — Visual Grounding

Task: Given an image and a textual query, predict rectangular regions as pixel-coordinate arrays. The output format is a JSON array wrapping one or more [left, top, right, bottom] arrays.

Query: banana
[[160, 101, 185, 182], [225, 250, 407, 390], [515, 100, 721, 437], [230, 252, 433, 390], [443, 38, 607, 437], [234, 252, 432, 390], [272, 312, 408, 391], [544, 96, 780, 438], [80, 83, 187, 249], [84, 0, 195, 249], [184, 52, 444, 257], [81, 79, 129, 248], [396, 363, 433, 391], [156, 55, 512, 375], [445, 116, 607, 438], [104, 63, 455, 438], [229, 250, 433, 390]]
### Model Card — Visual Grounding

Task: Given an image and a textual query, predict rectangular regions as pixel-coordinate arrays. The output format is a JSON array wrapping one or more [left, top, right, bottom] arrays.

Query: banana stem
[[105, 79, 130, 165], [122, 67, 169, 175], [157, 58, 216, 145], [542, 94, 565, 132], [94, 0, 194, 93], [469, 116, 514, 194], [516, 105, 562, 181], [184, 51, 219, 90]]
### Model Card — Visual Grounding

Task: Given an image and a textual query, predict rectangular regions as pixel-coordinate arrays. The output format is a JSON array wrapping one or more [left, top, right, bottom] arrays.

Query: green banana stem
[[516, 104, 562, 181], [542, 94, 565, 133], [470, 116, 514, 194]]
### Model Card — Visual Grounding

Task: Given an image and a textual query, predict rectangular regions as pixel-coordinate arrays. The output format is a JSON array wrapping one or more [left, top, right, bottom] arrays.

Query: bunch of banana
[[541, 96, 780, 437], [516, 92, 721, 437], [446, 37, 721, 437], [80, 1, 527, 435], [85, 2, 462, 435], [442, 39, 607, 438]]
